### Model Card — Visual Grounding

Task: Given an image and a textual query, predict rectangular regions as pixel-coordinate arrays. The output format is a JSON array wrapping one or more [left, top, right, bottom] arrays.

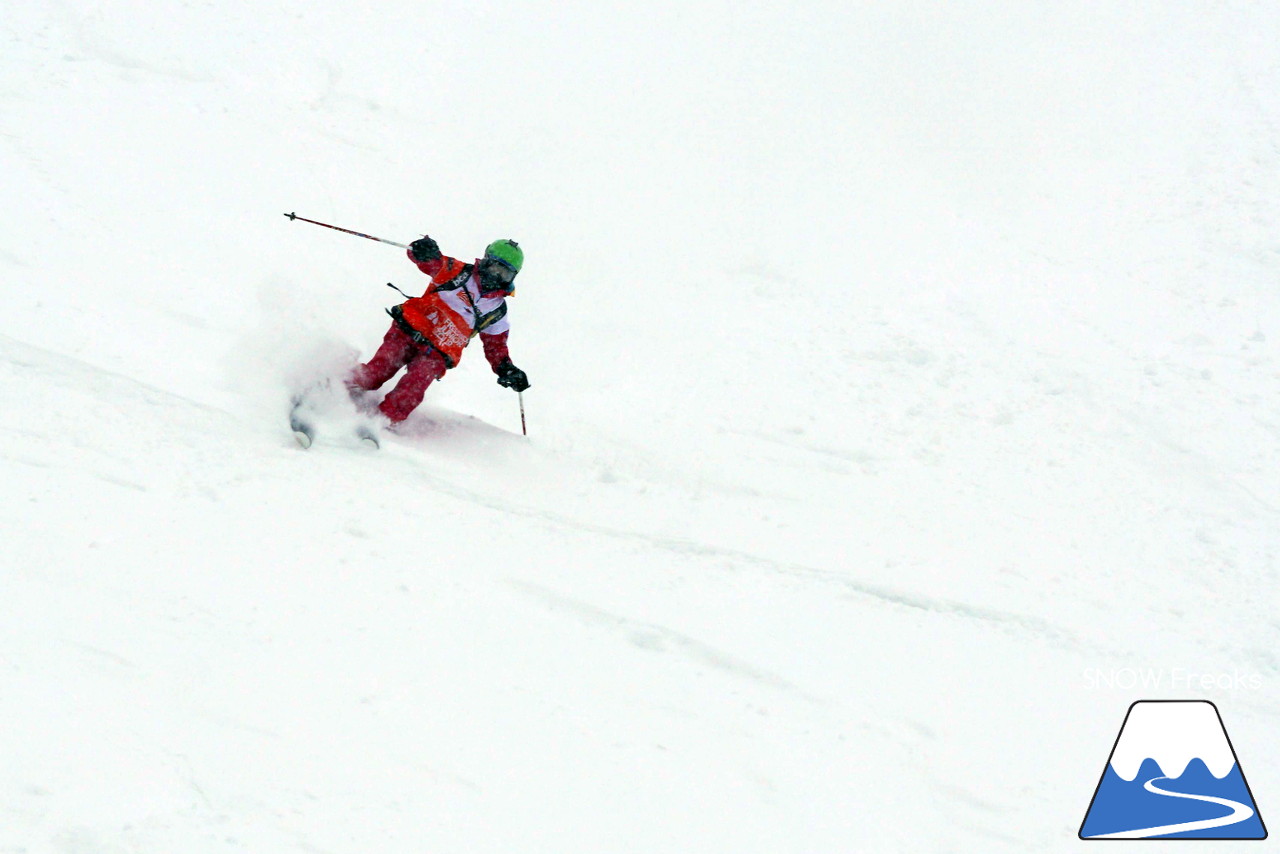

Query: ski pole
[[283, 212, 409, 249], [519, 391, 527, 436]]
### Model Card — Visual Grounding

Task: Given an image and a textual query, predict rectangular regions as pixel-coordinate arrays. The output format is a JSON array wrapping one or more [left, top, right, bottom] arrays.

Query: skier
[[349, 234, 530, 425]]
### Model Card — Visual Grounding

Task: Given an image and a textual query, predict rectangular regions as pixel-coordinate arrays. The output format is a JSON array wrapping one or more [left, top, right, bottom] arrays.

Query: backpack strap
[[474, 300, 508, 333], [432, 262, 473, 292], [454, 274, 509, 337]]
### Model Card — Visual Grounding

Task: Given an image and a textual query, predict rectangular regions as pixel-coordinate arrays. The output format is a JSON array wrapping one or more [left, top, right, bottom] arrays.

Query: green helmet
[[484, 238, 524, 273]]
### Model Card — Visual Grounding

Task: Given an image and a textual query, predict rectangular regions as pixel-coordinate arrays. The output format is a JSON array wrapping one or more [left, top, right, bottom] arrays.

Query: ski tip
[[292, 429, 313, 449]]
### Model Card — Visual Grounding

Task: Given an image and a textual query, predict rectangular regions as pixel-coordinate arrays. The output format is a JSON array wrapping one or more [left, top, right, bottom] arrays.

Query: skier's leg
[[379, 349, 448, 423], [351, 323, 416, 391]]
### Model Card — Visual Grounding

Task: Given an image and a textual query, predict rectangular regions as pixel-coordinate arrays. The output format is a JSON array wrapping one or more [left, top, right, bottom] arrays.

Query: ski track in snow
[[369, 420, 1094, 652], [508, 580, 812, 699]]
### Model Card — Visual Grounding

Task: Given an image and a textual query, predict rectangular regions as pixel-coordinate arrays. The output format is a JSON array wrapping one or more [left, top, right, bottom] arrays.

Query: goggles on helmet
[[481, 256, 518, 286]]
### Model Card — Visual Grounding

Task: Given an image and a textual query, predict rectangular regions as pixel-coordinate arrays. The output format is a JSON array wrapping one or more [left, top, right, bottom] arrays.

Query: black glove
[[409, 235, 441, 263], [495, 359, 529, 392]]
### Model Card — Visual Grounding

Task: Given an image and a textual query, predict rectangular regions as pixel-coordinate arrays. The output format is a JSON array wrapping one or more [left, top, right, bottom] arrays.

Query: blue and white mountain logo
[[1080, 700, 1266, 840]]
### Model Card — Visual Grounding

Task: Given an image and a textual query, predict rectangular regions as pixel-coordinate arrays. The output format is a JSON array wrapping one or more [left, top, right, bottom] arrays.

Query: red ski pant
[[350, 323, 448, 423]]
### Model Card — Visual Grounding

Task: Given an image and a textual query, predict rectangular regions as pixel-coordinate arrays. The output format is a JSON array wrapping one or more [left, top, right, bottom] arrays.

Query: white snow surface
[[3, 2, 1279, 851], [1109, 701, 1237, 782]]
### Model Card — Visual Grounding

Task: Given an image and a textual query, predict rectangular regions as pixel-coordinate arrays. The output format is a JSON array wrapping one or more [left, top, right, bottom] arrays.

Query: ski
[[356, 424, 380, 450], [288, 389, 379, 450], [289, 397, 315, 449]]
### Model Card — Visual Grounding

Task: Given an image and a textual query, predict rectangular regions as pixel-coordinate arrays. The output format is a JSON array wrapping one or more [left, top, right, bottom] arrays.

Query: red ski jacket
[[398, 250, 512, 369]]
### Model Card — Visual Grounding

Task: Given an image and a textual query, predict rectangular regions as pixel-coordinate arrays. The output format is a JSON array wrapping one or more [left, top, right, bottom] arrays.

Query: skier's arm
[[408, 235, 445, 277], [481, 329, 510, 371], [482, 329, 530, 392]]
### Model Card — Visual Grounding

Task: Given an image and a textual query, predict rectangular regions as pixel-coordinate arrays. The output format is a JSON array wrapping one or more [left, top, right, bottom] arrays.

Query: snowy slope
[[3, 2, 1279, 851]]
